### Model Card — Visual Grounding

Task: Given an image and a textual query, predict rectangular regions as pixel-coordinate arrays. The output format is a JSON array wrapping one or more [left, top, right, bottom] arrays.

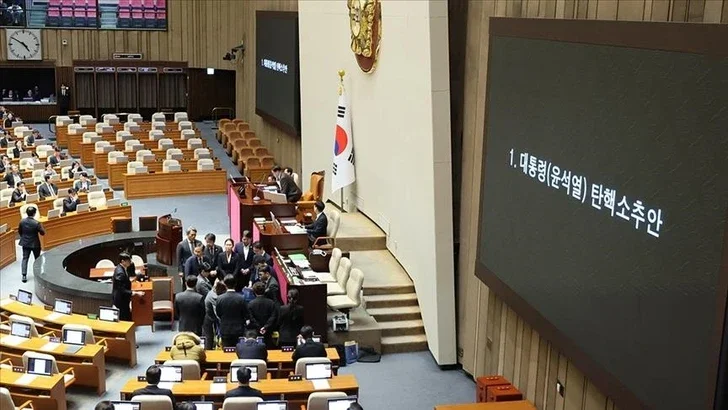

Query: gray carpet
[[0, 121, 475, 409]]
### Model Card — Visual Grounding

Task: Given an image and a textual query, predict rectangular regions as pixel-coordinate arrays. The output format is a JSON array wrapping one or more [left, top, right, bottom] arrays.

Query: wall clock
[[6, 29, 42, 61], [348, 0, 381, 73]]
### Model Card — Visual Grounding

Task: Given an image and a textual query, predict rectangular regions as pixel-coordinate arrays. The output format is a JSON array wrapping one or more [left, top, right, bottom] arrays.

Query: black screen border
[[475, 18, 728, 410]]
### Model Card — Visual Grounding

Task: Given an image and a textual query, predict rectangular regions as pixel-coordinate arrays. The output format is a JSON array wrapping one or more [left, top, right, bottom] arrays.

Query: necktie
[[49, 184, 56, 198]]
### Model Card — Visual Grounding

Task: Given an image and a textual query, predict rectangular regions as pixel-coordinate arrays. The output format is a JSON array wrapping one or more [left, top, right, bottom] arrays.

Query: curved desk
[[38, 204, 132, 250], [0, 189, 114, 231]]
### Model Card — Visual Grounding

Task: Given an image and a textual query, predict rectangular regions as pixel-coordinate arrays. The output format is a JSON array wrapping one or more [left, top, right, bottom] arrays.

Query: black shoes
[[21, 275, 27, 283]]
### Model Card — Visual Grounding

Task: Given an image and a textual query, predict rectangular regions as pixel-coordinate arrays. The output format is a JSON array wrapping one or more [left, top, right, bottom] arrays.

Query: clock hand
[[10, 37, 31, 52]]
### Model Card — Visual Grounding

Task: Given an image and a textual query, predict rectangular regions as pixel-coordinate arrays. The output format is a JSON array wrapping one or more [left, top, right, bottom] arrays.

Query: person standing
[[174, 275, 205, 336], [278, 289, 305, 347], [202, 233, 222, 272], [58, 84, 70, 115], [272, 165, 302, 202], [216, 274, 250, 347], [203, 280, 225, 350], [248, 282, 278, 347], [112, 253, 144, 321], [233, 231, 254, 290], [176, 227, 202, 274], [18, 206, 45, 283], [303, 200, 329, 245]]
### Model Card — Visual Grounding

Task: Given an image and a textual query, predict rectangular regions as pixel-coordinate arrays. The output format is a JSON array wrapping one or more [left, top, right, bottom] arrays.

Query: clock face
[[6, 29, 42, 61]]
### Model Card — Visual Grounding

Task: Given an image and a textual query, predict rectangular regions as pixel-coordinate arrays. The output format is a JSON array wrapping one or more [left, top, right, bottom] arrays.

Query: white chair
[[193, 148, 210, 159], [327, 268, 364, 318], [152, 121, 166, 131], [0, 188, 13, 201], [6, 147, 15, 159], [21, 352, 75, 387], [187, 138, 203, 149], [327, 257, 351, 296], [125, 139, 142, 151], [174, 112, 188, 122], [87, 191, 107, 208], [116, 131, 133, 142], [0, 387, 32, 409], [18, 158, 34, 172], [79, 115, 96, 126], [294, 357, 332, 378], [60, 323, 97, 344], [67, 123, 84, 135], [149, 130, 165, 141], [36, 145, 53, 159], [127, 161, 145, 174], [13, 126, 29, 138], [162, 359, 204, 380], [152, 112, 166, 122], [166, 148, 183, 160], [95, 122, 113, 134], [163, 159, 180, 173], [95, 259, 115, 268], [222, 397, 263, 410], [230, 359, 268, 380], [314, 248, 342, 283], [19, 204, 39, 221], [94, 141, 112, 153], [60, 166, 71, 179], [180, 129, 195, 139], [197, 158, 214, 171], [32, 170, 44, 184], [131, 255, 145, 267], [82, 132, 100, 143], [127, 113, 143, 123], [133, 395, 173, 410], [102, 114, 119, 125], [304, 392, 348, 410], [313, 210, 341, 248], [177, 121, 193, 131], [158, 138, 173, 150], [136, 149, 153, 162], [108, 151, 127, 164], [53, 197, 65, 210], [55, 115, 72, 127], [123, 121, 140, 132]]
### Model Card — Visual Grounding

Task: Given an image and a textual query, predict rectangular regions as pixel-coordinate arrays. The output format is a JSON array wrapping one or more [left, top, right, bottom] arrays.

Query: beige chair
[[166, 148, 183, 160], [9, 314, 52, 338], [127, 161, 145, 174], [303, 392, 348, 410], [313, 248, 342, 283], [0, 188, 13, 202], [32, 170, 44, 184], [180, 129, 195, 140], [152, 121, 166, 131], [19, 204, 39, 221], [108, 151, 127, 164], [125, 139, 142, 151], [95, 122, 113, 134], [327, 268, 364, 318], [313, 210, 341, 248], [36, 145, 53, 159], [197, 159, 214, 171], [157, 138, 173, 150], [55, 115, 72, 127], [14, 126, 30, 138], [163, 159, 180, 173], [116, 130, 133, 142], [95, 259, 115, 268], [152, 277, 174, 330], [53, 198, 65, 210], [60, 166, 71, 179], [294, 357, 332, 378], [149, 130, 165, 141], [82, 132, 101, 143], [187, 138, 203, 149], [230, 359, 268, 380], [174, 112, 188, 122], [193, 148, 210, 160], [18, 158, 34, 172], [67, 123, 84, 135], [60, 323, 101, 345], [326, 257, 351, 296], [162, 359, 205, 380], [102, 114, 119, 125], [221, 398, 262, 410], [0, 387, 32, 410], [87, 191, 107, 208], [131, 255, 145, 267], [22, 352, 75, 387], [133, 395, 173, 410], [152, 112, 166, 122], [94, 141, 112, 153], [127, 113, 143, 123], [79, 115, 96, 127], [124, 121, 140, 132], [136, 149, 154, 162]]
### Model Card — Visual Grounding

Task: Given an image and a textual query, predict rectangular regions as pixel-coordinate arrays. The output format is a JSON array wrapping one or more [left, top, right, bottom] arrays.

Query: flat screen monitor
[[159, 366, 183, 383], [257, 402, 288, 410], [26, 357, 52, 376], [110, 402, 141, 410], [304, 362, 332, 380], [16, 289, 32, 305], [98, 307, 120, 322], [10, 322, 31, 338], [230, 365, 258, 383], [53, 299, 72, 315], [327, 396, 358, 410], [193, 402, 214, 410], [76, 203, 89, 213], [62, 329, 86, 345]]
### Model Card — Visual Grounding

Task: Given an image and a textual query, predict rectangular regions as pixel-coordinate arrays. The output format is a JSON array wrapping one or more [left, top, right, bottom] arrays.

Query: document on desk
[[293, 259, 310, 268], [1, 335, 27, 346], [312, 379, 331, 390], [15, 373, 38, 386], [0, 298, 11, 307], [280, 217, 298, 225], [209, 382, 227, 395], [44, 312, 64, 321], [40, 341, 61, 351], [287, 226, 307, 235]]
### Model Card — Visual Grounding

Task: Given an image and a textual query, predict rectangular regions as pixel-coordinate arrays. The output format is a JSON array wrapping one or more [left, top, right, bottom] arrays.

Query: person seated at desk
[[303, 200, 328, 245], [0, 131, 8, 148], [216, 238, 241, 285], [11, 139, 23, 158], [272, 165, 302, 202], [174, 275, 205, 336], [291, 325, 327, 363], [63, 188, 79, 212], [258, 265, 281, 306], [10, 181, 26, 204], [236, 329, 267, 361], [224, 367, 264, 400], [169, 331, 206, 363], [68, 161, 82, 179], [73, 172, 91, 192], [30, 129, 42, 143], [217, 274, 251, 347], [131, 365, 177, 409], [248, 282, 279, 347], [38, 175, 59, 200], [0, 154, 10, 173], [176, 226, 202, 275], [33, 86, 40, 102], [42, 162, 57, 179], [278, 289, 304, 347], [47, 147, 62, 166], [3, 163, 22, 187], [203, 233, 222, 271]]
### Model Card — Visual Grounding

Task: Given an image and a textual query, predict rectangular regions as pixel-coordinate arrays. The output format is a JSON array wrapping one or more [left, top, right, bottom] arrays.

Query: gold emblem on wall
[[348, 0, 381, 73]]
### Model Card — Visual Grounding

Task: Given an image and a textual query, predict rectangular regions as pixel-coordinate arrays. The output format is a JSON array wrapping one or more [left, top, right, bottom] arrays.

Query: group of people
[[1, 86, 43, 102], [0, 105, 22, 128]]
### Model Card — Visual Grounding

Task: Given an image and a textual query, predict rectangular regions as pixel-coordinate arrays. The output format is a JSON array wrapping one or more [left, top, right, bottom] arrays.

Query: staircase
[[364, 284, 428, 354]]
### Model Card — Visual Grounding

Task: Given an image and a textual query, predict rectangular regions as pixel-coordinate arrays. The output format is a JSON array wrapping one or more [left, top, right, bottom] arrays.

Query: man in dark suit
[[304, 200, 329, 245], [38, 175, 59, 200], [111, 253, 143, 321], [47, 148, 62, 166], [176, 227, 202, 274], [3, 164, 22, 187], [62, 188, 79, 213], [291, 325, 327, 363], [223, 367, 263, 400], [235, 329, 268, 361], [73, 172, 91, 192], [183, 244, 207, 278], [251, 242, 273, 284], [18, 206, 45, 283], [58, 84, 70, 115], [216, 274, 250, 347], [10, 181, 26, 204], [174, 275, 205, 335], [258, 265, 282, 306], [203, 233, 222, 272], [248, 282, 279, 347], [272, 165, 302, 202], [131, 365, 177, 408], [233, 230, 254, 290]]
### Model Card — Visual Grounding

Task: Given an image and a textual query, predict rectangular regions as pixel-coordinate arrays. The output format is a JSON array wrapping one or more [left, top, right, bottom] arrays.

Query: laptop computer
[[33, 162, 46, 170], [48, 208, 61, 219], [304, 362, 332, 380], [99, 306, 120, 322], [109, 402, 141, 410], [54, 299, 73, 315], [230, 365, 258, 383], [89, 184, 102, 192], [62, 328, 86, 353], [25, 193, 39, 203], [256, 402, 288, 410], [76, 203, 90, 213], [26, 357, 53, 376], [192, 402, 214, 410], [106, 198, 121, 207], [327, 396, 359, 410], [10, 322, 31, 338], [159, 365, 183, 383], [17, 289, 32, 305]]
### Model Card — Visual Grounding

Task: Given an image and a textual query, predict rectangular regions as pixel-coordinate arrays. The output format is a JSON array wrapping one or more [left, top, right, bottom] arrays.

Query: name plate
[[222, 347, 235, 353], [213, 376, 227, 383], [288, 375, 303, 381], [137, 376, 146, 382], [281, 346, 294, 352]]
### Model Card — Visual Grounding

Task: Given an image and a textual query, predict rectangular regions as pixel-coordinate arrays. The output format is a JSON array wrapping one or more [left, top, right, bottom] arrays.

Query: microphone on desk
[[252, 173, 269, 201]]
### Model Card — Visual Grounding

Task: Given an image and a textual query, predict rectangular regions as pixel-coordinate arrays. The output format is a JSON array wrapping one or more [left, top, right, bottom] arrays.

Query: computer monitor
[[230, 365, 258, 383], [109, 402, 141, 410], [327, 396, 358, 410], [89, 184, 102, 192], [159, 366, 183, 382], [10, 322, 31, 338], [304, 363, 332, 380], [53, 299, 72, 314], [26, 357, 53, 376], [25, 193, 39, 203], [76, 203, 90, 213], [99, 306, 120, 322], [16, 289, 32, 305], [62, 328, 86, 345], [192, 402, 214, 410], [256, 402, 288, 410], [47, 208, 61, 219]]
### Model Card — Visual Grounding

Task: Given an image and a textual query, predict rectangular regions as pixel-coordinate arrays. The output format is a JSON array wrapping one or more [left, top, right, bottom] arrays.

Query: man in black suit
[[18, 206, 45, 283], [174, 275, 205, 335], [251, 242, 272, 284], [62, 188, 79, 213], [58, 84, 70, 115], [131, 365, 177, 409], [233, 230, 254, 290], [112, 253, 143, 321], [304, 200, 329, 245], [3, 164, 22, 187], [291, 325, 327, 363], [38, 175, 59, 200], [248, 282, 279, 347], [10, 181, 26, 204], [203, 233, 222, 272], [258, 265, 281, 306], [176, 227, 202, 274], [223, 367, 263, 400], [235, 329, 268, 361], [272, 165, 302, 202], [216, 274, 250, 347], [183, 244, 207, 278], [47, 148, 62, 166]]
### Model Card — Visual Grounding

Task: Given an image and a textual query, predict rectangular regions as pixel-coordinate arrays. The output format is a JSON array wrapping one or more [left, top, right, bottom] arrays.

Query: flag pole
[[338, 69, 346, 211]]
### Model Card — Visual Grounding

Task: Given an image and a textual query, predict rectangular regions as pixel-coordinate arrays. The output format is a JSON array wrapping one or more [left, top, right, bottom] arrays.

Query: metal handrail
[[211, 107, 234, 129]]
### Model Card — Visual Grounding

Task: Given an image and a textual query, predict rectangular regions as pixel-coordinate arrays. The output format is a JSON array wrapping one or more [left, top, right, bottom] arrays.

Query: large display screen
[[477, 33, 728, 409], [255, 11, 300, 136]]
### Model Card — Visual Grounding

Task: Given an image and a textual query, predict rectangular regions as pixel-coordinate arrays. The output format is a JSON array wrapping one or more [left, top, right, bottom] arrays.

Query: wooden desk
[[228, 179, 297, 242], [0, 175, 99, 197], [0, 367, 67, 410], [88, 267, 144, 280], [131, 281, 154, 328], [0, 299, 137, 366], [0, 229, 16, 269], [253, 220, 309, 254], [37, 205, 133, 250], [94, 148, 209, 179], [154, 347, 340, 373], [80, 137, 205, 166], [108, 157, 220, 189], [57, 121, 190, 148], [0, 190, 114, 231], [2, 103, 59, 122], [123, 169, 227, 199], [0, 335, 107, 395], [68, 129, 201, 157], [434, 401, 536, 410]]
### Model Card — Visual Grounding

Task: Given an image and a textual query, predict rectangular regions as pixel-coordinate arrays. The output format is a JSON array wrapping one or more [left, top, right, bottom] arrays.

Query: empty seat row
[[126, 158, 215, 173], [106, 147, 211, 164]]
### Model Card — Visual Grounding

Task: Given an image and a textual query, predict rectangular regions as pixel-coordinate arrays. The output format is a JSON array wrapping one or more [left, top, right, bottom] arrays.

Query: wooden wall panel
[[456, 1, 727, 410]]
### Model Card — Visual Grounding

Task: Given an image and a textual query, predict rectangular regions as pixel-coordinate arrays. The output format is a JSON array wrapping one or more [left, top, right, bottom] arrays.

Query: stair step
[[367, 306, 421, 322], [377, 319, 425, 337], [381, 334, 428, 354], [363, 285, 415, 296], [364, 293, 418, 308]]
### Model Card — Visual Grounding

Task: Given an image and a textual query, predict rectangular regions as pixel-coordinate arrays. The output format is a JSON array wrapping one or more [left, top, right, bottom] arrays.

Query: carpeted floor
[[0, 121, 475, 409]]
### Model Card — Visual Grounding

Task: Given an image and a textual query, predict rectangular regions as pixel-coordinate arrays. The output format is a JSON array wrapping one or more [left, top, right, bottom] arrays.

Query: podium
[[156, 215, 182, 266], [131, 281, 154, 328]]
